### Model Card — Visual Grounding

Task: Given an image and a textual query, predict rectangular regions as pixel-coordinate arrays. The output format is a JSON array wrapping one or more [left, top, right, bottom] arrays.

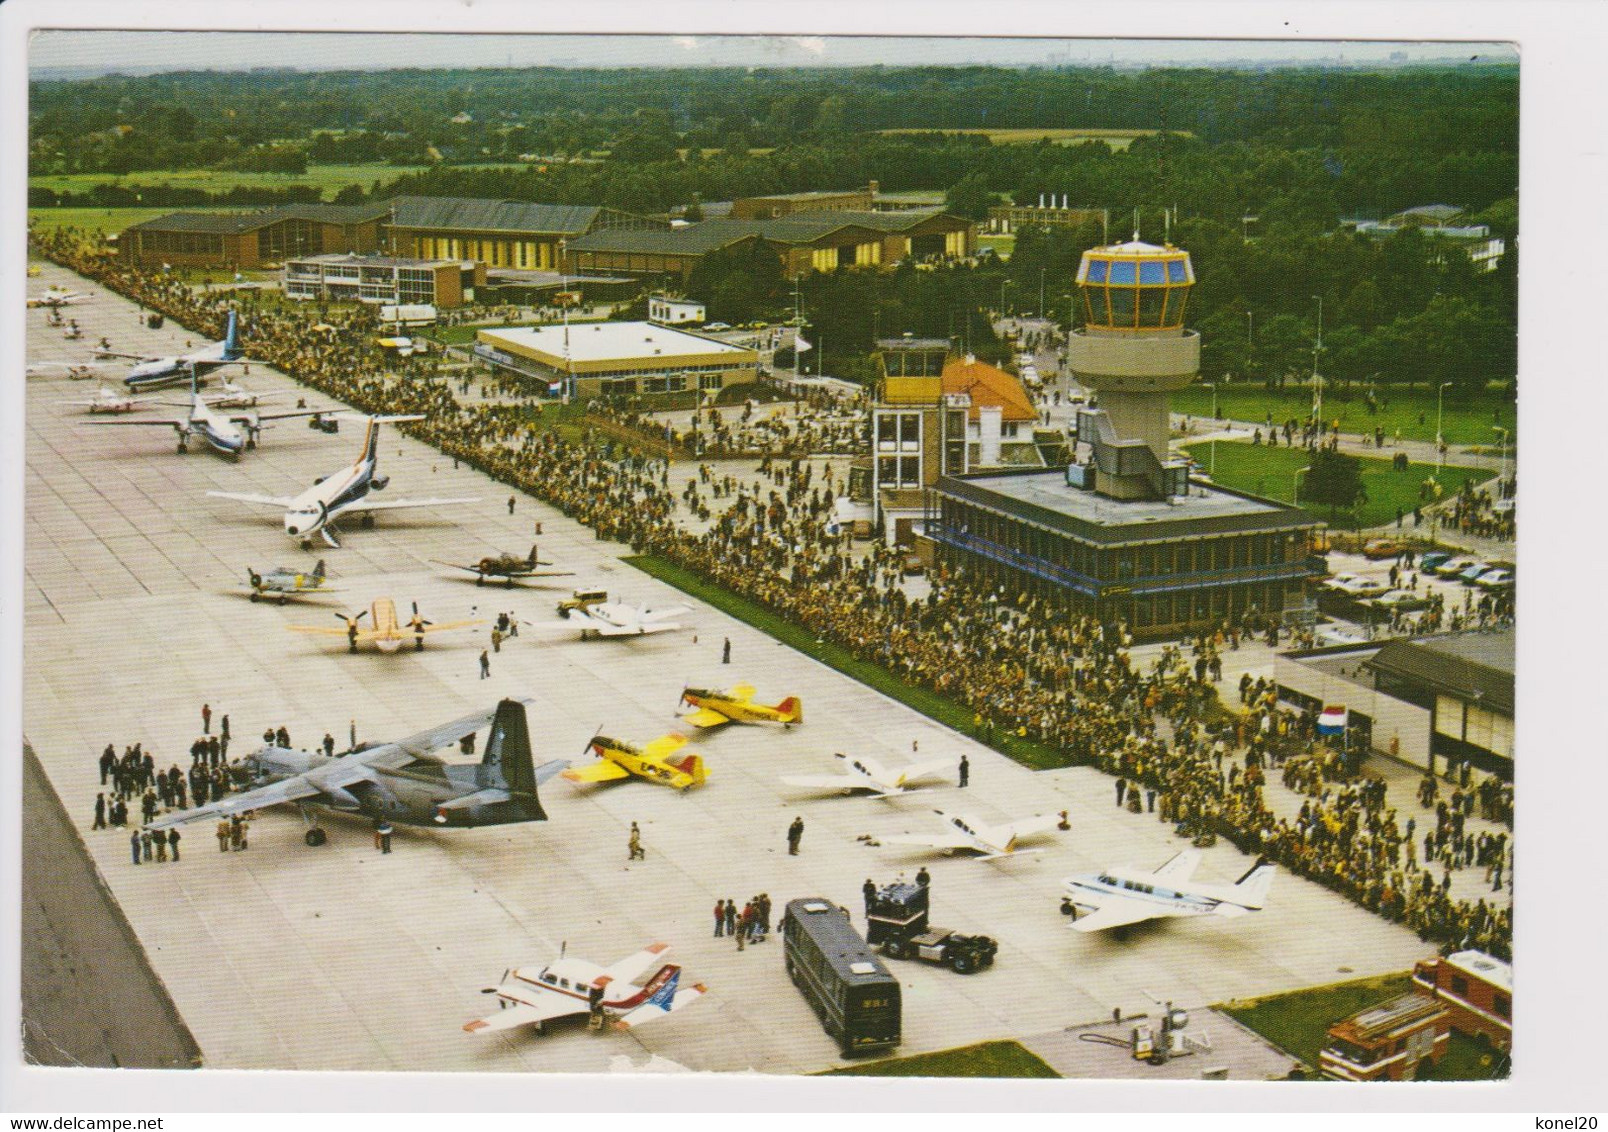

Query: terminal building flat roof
[[476, 321, 756, 374], [941, 470, 1320, 546]]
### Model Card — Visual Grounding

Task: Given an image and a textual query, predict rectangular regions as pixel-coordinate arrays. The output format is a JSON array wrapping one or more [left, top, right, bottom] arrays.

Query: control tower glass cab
[[1067, 239, 1202, 499]]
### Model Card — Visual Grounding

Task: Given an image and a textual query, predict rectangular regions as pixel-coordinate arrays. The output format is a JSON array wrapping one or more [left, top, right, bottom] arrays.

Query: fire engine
[[1412, 950, 1512, 1051], [1319, 993, 1449, 1081]]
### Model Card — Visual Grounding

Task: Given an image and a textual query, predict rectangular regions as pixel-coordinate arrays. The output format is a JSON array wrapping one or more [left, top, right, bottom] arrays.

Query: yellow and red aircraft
[[678, 683, 802, 729], [288, 598, 484, 653], [562, 732, 707, 791]]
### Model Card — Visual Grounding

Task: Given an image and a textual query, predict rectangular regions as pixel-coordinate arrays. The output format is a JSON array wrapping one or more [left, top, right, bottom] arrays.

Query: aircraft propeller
[[411, 600, 434, 628], [335, 608, 369, 629]]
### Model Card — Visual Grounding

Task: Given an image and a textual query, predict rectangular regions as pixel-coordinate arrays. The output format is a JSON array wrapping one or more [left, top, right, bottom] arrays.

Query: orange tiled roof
[[941, 356, 1038, 423]]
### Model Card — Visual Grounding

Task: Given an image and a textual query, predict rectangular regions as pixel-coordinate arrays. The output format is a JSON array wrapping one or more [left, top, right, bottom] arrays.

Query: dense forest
[[29, 62, 1518, 390]]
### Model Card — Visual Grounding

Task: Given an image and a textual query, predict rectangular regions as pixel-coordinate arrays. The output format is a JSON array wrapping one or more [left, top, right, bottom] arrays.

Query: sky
[[28, 31, 1519, 78]]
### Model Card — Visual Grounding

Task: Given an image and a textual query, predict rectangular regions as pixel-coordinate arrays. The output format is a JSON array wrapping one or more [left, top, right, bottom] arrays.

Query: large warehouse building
[[118, 202, 391, 269], [473, 321, 758, 400]]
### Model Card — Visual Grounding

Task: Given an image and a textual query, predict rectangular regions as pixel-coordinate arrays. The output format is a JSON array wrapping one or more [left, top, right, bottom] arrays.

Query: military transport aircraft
[[434, 544, 575, 587], [83, 365, 328, 457], [206, 413, 479, 548], [146, 697, 568, 846], [245, 560, 336, 603], [563, 732, 708, 792], [465, 942, 707, 1037], [58, 387, 159, 414], [881, 809, 1061, 861], [556, 598, 692, 640], [781, 752, 954, 798], [287, 598, 484, 653], [1061, 850, 1276, 933], [679, 683, 802, 729]]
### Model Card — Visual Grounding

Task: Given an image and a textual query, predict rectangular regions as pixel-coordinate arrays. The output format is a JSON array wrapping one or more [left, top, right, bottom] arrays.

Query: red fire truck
[[1319, 993, 1450, 1081], [1412, 949, 1512, 1051]]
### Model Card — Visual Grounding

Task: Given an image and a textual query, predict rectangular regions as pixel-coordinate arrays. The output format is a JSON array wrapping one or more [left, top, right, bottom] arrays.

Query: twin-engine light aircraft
[[288, 598, 484, 653], [83, 365, 327, 458], [465, 942, 707, 1037], [59, 387, 158, 415], [563, 732, 707, 792], [782, 752, 954, 798], [246, 560, 337, 603], [882, 809, 1060, 861], [28, 286, 91, 309], [1061, 850, 1276, 933], [679, 683, 802, 729], [146, 698, 568, 846], [207, 414, 479, 548], [93, 309, 255, 391], [435, 544, 575, 587], [558, 599, 692, 639]]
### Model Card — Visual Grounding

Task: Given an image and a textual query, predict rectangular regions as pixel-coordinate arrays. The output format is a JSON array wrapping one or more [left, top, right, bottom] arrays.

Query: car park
[[1459, 562, 1495, 585], [1432, 558, 1477, 577], [1475, 568, 1515, 590]]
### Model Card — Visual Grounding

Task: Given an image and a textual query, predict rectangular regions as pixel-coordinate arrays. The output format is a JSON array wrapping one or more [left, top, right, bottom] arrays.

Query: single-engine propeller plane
[[465, 942, 707, 1037], [781, 752, 953, 798], [58, 387, 159, 415], [434, 544, 575, 587], [145, 698, 568, 846], [1060, 850, 1276, 933], [245, 560, 337, 603], [679, 683, 802, 729], [563, 732, 708, 792]]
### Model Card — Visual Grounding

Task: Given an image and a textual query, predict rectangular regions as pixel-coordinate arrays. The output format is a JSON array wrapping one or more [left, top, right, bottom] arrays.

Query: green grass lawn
[[28, 206, 258, 236], [1171, 383, 1515, 449], [1181, 440, 1494, 530], [29, 163, 432, 201], [1222, 973, 1507, 1081], [624, 554, 1072, 770], [819, 1039, 1060, 1078]]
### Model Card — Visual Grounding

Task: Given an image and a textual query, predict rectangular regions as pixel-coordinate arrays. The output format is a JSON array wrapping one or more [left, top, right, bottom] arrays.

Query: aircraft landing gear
[[300, 539, 314, 552], [249, 592, 259, 603], [304, 828, 327, 847], [176, 441, 188, 454]]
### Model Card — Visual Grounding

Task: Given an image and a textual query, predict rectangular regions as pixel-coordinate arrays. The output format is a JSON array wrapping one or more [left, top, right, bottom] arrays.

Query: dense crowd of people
[[35, 226, 1511, 958]]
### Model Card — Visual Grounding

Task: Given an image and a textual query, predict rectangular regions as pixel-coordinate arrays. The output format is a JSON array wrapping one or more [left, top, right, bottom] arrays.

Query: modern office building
[[473, 321, 758, 399], [282, 253, 484, 308]]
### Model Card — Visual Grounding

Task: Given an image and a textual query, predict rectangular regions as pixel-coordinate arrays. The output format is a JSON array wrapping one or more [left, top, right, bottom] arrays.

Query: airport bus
[[782, 898, 901, 1058]]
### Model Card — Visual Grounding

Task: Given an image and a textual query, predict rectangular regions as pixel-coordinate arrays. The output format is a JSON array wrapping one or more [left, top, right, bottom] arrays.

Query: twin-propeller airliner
[[1061, 849, 1276, 933]]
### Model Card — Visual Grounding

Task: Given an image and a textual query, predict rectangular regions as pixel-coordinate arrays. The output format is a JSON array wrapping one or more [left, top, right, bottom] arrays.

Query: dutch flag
[[1317, 705, 1349, 735], [548, 380, 564, 396]]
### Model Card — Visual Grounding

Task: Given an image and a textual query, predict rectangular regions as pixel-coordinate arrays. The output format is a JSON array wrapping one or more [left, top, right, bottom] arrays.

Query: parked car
[[1432, 558, 1477, 578], [1418, 550, 1454, 572], [1321, 573, 1363, 592], [704, 321, 732, 331], [1362, 538, 1406, 560], [1474, 568, 1515, 590], [1331, 577, 1390, 598], [1458, 562, 1495, 585], [1368, 589, 1432, 612]]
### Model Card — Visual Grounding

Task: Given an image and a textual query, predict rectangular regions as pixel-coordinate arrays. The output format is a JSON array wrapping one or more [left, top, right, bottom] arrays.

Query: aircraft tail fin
[[528, 545, 540, 568], [476, 699, 547, 820], [775, 696, 803, 724], [1230, 860, 1275, 909], [669, 752, 707, 787], [221, 310, 240, 359], [312, 559, 326, 581]]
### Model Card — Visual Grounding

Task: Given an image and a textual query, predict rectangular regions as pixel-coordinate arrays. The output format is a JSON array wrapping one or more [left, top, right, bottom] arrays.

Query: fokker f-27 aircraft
[[679, 683, 802, 729], [288, 598, 484, 653], [83, 365, 326, 457], [782, 752, 955, 798], [563, 732, 707, 792], [91, 309, 254, 391], [1061, 850, 1276, 933], [465, 942, 707, 1037], [207, 414, 479, 547], [881, 809, 1061, 861], [434, 544, 575, 587], [146, 698, 567, 846]]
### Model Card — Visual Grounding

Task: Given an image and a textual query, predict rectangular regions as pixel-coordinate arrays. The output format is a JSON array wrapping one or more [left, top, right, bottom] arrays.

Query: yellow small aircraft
[[678, 683, 802, 729], [288, 598, 484, 653], [563, 733, 707, 792]]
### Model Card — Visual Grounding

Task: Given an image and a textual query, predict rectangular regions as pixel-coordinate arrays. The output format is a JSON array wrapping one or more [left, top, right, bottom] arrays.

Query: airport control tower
[[1066, 239, 1199, 500]]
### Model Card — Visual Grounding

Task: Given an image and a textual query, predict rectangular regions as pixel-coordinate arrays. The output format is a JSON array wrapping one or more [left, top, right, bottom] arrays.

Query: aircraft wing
[[1068, 897, 1173, 934], [80, 418, 186, 428], [879, 830, 979, 852], [286, 625, 381, 640], [1005, 814, 1062, 840], [464, 996, 580, 1034], [378, 699, 534, 766], [680, 707, 733, 729], [639, 603, 693, 625], [562, 760, 633, 784], [616, 969, 706, 1030], [601, 943, 672, 988], [640, 734, 690, 761], [903, 756, 959, 782], [207, 490, 295, 508], [343, 496, 480, 512], [434, 787, 512, 811], [145, 773, 324, 830], [533, 758, 570, 785], [780, 773, 862, 791], [1151, 849, 1204, 884], [244, 409, 337, 424], [420, 619, 487, 635]]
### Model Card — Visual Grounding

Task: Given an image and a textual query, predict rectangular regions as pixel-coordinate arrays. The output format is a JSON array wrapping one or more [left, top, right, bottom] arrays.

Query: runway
[[23, 261, 1434, 1076]]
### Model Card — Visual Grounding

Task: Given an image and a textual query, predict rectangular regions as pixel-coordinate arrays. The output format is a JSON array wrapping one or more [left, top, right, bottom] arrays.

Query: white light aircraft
[[207, 413, 478, 547], [555, 600, 693, 640], [465, 942, 706, 1037], [782, 752, 955, 798], [1061, 850, 1276, 933], [58, 387, 159, 415], [881, 809, 1061, 861], [28, 286, 91, 309], [83, 366, 327, 458]]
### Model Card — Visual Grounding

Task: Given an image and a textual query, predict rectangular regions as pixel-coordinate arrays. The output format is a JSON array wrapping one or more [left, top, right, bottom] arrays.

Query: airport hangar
[[22, 257, 1433, 1076], [473, 321, 759, 400]]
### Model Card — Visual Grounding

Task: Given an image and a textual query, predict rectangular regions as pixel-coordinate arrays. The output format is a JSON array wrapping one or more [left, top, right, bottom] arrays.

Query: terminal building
[[927, 237, 1325, 637], [283, 253, 484, 309], [473, 320, 758, 400]]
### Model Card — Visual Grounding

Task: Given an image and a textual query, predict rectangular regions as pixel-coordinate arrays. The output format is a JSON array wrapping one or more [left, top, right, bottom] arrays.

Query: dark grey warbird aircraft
[[148, 698, 566, 846]]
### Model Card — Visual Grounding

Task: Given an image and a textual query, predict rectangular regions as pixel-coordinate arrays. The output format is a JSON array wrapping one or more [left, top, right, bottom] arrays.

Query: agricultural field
[[27, 206, 254, 235], [26, 162, 528, 201], [877, 127, 1187, 150]]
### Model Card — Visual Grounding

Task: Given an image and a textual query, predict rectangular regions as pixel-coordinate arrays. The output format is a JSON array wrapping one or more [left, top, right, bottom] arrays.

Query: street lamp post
[[1436, 380, 1453, 471], [1311, 295, 1324, 427], [1294, 464, 1311, 506], [999, 279, 1011, 317], [1202, 381, 1218, 474], [1245, 309, 1255, 385]]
